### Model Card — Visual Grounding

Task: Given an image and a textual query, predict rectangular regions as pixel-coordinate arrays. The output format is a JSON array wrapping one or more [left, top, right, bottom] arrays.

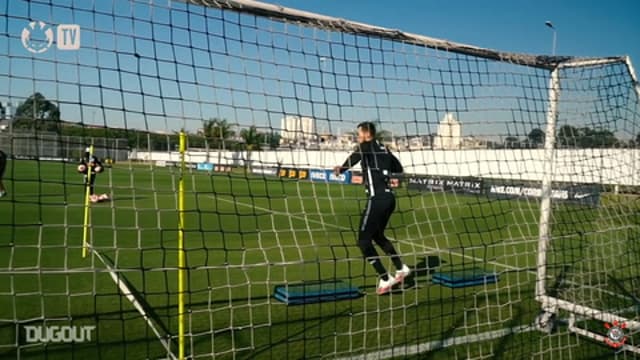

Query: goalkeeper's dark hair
[[357, 122, 376, 137]]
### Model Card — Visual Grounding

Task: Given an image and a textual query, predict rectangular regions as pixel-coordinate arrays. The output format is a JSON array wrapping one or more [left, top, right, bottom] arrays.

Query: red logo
[[604, 320, 627, 348]]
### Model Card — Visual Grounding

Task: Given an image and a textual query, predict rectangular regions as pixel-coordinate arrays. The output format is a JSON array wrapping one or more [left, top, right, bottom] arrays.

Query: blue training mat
[[273, 280, 362, 305], [432, 267, 498, 288]]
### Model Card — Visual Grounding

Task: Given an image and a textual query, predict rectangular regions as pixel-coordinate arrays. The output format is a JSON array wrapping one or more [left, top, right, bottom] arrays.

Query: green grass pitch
[[0, 159, 637, 359]]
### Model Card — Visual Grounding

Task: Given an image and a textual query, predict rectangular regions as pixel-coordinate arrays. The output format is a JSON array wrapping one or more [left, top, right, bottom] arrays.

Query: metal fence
[[0, 132, 129, 162]]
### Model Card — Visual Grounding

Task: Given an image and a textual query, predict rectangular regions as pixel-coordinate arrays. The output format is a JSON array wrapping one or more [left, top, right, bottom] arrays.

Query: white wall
[[129, 149, 640, 186]]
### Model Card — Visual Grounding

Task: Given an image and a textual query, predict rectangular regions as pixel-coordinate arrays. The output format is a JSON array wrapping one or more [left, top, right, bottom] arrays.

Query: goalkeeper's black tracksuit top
[[339, 140, 403, 198]]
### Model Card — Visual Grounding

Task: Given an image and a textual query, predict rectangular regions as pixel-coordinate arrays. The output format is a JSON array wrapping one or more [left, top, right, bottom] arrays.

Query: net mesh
[[0, 0, 638, 359]]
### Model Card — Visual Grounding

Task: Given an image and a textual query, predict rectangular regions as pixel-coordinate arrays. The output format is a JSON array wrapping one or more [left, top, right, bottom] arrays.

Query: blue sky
[[1, 0, 638, 139], [272, 0, 640, 63]]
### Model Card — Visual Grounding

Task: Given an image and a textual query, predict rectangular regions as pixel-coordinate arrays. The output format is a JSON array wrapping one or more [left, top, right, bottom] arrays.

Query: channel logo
[[21, 21, 80, 54]]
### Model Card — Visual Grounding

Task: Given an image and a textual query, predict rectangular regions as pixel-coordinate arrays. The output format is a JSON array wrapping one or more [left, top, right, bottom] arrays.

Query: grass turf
[[0, 159, 638, 359]]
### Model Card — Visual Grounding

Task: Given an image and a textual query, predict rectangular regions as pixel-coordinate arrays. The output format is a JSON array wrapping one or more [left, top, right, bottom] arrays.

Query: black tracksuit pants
[[358, 192, 399, 263]]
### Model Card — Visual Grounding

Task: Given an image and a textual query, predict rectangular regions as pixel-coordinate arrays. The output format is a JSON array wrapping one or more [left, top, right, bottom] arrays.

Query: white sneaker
[[376, 276, 398, 295], [394, 264, 411, 284], [0, 191, 6, 198]]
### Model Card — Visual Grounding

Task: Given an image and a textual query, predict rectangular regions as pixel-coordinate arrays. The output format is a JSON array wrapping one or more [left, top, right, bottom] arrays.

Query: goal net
[[0, 0, 639, 359]]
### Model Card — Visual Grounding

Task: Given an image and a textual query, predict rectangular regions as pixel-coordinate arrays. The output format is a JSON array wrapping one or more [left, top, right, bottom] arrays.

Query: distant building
[[280, 116, 315, 145], [317, 133, 336, 148], [461, 136, 488, 149], [433, 113, 462, 150], [317, 133, 333, 142], [338, 132, 356, 149], [408, 136, 427, 150]]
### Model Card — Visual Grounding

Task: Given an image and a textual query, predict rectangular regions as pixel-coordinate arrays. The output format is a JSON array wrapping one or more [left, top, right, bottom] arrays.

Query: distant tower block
[[434, 113, 462, 150], [280, 116, 316, 145]]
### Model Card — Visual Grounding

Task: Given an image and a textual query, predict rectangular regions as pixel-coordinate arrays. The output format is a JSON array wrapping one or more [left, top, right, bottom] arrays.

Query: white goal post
[[535, 55, 640, 355]]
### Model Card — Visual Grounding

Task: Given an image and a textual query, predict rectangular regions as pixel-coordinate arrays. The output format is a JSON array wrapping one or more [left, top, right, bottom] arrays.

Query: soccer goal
[[0, 0, 639, 359]]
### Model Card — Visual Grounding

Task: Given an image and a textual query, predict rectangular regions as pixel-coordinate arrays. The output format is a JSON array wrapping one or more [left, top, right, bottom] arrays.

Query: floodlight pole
[[545, 21, 557, 56]]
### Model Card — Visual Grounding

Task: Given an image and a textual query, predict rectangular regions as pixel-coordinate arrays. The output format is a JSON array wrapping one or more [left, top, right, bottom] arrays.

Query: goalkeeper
[[77, 148, 108, 202], [334, 122, 410, 295]]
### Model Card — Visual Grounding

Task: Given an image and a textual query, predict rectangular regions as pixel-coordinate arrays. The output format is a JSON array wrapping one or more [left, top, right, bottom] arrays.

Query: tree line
[[502, 126, 638, 149], [5, 93, 281, 151], [4, 92, 640, 150]]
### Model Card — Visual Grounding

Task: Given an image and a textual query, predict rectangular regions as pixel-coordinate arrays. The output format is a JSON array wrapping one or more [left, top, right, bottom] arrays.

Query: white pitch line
[[211, 194, 636, 358], [92, 248, 177, 360], [213, 194, 635, 300], [211, 194, 532, 274], [212, 194, 541, 357], [337, 325, 535, 360], [215, 194, 636, 304]]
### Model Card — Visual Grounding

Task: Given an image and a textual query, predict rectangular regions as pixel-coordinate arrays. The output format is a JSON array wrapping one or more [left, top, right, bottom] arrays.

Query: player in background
[[334, 122, 410, 295], [0, 150, 7, 198], [77, 147, 108, 203]]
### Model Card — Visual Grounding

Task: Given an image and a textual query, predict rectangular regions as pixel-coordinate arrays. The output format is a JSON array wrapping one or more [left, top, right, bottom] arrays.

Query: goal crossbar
[[191, 0, 621, 70]]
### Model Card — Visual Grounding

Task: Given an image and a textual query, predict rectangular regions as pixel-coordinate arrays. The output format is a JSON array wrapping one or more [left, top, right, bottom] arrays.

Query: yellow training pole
[[82, 144, 94, 258], [178, 131, 186, 360]]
